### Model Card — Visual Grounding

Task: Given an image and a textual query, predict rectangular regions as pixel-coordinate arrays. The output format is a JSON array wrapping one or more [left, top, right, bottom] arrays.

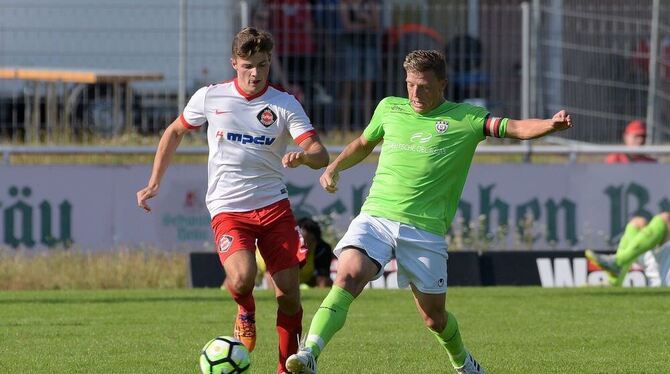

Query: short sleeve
[[180, 86, 209, 129], [284, 96, 316, 144], [468, 104, 489, 142], [362, 98, 389, 141]]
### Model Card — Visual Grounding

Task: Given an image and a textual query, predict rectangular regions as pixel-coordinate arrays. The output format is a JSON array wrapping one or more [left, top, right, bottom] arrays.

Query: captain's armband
[[484, 116, 509, 138]]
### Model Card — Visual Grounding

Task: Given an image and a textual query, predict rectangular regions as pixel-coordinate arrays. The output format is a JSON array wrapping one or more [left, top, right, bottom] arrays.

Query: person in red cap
[[605, 120, 656, 163]]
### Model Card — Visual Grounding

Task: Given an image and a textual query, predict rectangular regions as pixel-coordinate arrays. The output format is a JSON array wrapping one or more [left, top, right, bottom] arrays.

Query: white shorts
[[334, 213, 448, 294]]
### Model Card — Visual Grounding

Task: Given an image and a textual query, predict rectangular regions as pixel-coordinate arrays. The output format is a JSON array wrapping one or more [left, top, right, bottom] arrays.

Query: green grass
[[1, 287, 669, 373]]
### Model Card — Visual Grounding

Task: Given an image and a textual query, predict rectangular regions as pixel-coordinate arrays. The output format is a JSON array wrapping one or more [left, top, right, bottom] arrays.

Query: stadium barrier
[[188, 250, 656, 288]]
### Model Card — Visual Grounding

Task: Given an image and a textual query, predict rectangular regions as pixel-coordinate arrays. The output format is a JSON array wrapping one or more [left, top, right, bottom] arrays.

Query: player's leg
[[397, 224, 484, 373], [585, 216, 646, 285], [285, 248, 379, 374], [271, 266, 302, 374], [257, 199, 306, 374], [286, 213, 395, 373], [411, 288, 484, 374], [212, 213, 259, 352], [616, 213, 670, 268]]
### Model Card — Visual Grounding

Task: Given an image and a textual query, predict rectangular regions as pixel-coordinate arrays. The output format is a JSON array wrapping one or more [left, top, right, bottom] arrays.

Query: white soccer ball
[[199, 336, 251, 374]]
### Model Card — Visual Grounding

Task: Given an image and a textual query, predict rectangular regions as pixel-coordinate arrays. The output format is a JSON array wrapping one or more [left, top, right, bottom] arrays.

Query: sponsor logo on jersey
[[226, 132, 276, 145], [391, 105, 409, 112], [435, 120, 449, 133], [218, 235, 234, 253], [410, 132, 432, 143], [257, 106, 278, 127], [438, 278, 445, 287], [215, 109, 231, 115]]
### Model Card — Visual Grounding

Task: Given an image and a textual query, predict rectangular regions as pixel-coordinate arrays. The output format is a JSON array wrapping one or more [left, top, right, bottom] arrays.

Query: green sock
[[304, 285, 355, 358], [616, 222, 642, 254], [616, 216, 668, 267], [430, 311, 467, 367]]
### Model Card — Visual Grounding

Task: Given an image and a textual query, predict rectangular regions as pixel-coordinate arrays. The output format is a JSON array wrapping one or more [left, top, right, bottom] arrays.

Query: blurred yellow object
[[255, 249, 266, 286]]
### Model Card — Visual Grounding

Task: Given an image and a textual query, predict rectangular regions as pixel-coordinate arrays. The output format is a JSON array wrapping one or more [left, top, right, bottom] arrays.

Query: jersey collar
[[234, 78, 269, 101]]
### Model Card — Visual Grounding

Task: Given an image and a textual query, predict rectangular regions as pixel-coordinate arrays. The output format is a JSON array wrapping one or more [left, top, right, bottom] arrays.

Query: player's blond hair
[[403, 50, 447, 80], [232, 27, 274, 58]]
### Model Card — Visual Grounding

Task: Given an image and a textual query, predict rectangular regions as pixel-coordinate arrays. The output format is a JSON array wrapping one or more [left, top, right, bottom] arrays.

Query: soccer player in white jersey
[[137, 27, 329, 374]]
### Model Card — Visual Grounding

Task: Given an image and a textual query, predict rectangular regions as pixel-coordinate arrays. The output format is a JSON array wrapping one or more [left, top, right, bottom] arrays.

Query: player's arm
[[320, 134, 381, 193], [136, 118, 191, 212], [505, 110, 573, 140], [283, 134, 329, 169]]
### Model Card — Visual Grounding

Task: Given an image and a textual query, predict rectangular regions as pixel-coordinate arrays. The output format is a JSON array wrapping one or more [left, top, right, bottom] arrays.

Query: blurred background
[[1, 0, 670, 289], [0, 0, 668, 145]]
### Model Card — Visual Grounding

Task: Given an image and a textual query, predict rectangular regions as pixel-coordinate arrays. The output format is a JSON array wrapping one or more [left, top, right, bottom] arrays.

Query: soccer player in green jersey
[[286, 50, 573, 374], [586, 212, 670, 286]]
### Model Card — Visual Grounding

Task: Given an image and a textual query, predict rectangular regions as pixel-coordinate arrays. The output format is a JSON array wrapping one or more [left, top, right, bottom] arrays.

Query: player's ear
[[230, 57, 238, 70]]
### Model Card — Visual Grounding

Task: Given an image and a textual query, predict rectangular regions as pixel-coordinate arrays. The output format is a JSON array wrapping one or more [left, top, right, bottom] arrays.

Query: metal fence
[[0, 0, 668, 145], [533, 0, 670, 144]]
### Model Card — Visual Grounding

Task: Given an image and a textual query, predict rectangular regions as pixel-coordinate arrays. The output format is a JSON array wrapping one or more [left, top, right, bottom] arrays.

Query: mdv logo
[[536, 257, 647, 287], [227, 132, 276, 145], [410, 132, 432, 143]]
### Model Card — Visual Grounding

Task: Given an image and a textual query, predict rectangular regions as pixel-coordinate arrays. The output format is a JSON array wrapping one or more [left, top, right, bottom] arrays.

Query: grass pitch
[[1, 287, 669, 373]]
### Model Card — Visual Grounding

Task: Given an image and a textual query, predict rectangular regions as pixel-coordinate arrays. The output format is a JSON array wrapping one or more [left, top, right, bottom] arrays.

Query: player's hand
[[319, 167, 339, 193], [551, 110, 573, 131], [136, 185, 159, 213], [282, 151, 305, 168]]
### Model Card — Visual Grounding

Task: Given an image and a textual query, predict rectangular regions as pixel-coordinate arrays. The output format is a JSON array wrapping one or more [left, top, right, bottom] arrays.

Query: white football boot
[[455, 352, 485, 374], [285, 346, 317, 374]]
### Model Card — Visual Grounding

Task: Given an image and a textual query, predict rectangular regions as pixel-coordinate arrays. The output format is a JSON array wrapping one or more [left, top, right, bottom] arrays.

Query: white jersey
[[180, 79, 316, 216]]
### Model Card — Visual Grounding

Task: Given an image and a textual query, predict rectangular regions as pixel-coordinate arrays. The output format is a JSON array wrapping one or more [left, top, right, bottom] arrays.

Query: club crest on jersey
[[435, 120, 449, 134], [257, 106, 277, 127], [218, 235, 234, 253]]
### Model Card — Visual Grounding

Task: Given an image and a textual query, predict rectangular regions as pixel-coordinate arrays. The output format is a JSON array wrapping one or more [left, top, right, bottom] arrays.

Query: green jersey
[[361, 96, 489, 236]]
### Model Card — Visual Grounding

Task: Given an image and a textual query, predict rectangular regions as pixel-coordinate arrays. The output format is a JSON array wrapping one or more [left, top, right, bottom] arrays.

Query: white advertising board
[[0, 164, 668, 251]]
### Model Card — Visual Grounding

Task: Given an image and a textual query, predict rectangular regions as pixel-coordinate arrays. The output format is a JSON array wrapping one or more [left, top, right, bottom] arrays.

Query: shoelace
[[236, 314, 256, 337]]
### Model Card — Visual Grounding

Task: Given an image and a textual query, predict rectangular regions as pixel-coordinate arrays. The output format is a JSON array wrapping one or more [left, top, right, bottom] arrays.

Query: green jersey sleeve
[[467, 104, 489, 142], [363, 98, 390, 141]]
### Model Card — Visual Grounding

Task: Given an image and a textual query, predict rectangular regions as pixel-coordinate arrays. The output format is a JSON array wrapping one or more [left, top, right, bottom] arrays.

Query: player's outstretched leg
[[285, 285, 355, 373], [615, 214, 669, 273], [585, 249, 622, 285]]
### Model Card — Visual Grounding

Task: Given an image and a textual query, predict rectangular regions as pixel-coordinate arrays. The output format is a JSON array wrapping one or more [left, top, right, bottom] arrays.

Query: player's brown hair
[[403, 50, 447, 80], [231, 27, 274, 58]]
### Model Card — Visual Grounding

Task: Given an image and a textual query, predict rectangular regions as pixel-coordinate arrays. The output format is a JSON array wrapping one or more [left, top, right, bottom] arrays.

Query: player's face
[[231, 52, 271, 95], [405, 69, 446, 114]]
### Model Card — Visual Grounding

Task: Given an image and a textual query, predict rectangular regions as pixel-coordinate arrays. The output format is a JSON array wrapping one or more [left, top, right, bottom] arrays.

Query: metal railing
[[3, 144, 670, 166]]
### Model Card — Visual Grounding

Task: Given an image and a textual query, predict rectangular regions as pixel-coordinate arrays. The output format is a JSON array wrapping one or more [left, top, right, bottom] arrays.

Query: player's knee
[[334, 272, 368, 296], [657, 212, 670, 225], [629, 216, 648, 229], [226, 273, 255, 295], [276, 293, 301, 314]]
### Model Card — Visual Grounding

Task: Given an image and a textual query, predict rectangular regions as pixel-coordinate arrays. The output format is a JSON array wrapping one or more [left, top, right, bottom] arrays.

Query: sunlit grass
[[0, 247, 187, 290]]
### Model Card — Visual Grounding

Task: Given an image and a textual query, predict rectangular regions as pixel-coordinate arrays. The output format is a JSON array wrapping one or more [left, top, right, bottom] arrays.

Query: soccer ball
[[199, 336, 251, 374]]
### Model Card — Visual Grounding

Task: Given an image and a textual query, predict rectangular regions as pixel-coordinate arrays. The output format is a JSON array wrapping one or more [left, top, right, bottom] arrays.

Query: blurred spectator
[[257, 217, 334, 289], [605, 120, 656, 163], [253, 0, 317, 107], [338, 0, 381, 130], [297, 217, 335, 288], [309, 0, 341, 130], [445, 34, 489, 105]]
